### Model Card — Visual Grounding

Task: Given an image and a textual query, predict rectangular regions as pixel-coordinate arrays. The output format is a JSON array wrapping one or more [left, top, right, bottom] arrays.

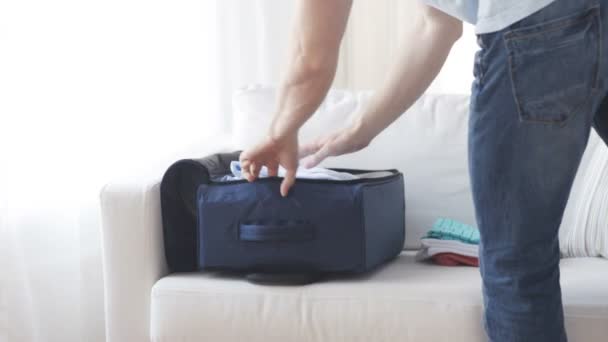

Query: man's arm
[[351, 4, 463, 146], [269, 0, 353, 140]]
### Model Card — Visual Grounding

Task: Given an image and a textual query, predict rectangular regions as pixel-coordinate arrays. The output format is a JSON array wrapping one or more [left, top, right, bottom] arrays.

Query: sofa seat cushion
[[150, 252, 608, 342]]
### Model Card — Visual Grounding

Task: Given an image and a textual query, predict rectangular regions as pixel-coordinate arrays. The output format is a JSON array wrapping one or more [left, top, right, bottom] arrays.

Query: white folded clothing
[[220, 161, 394, 181], [416, 238, 479, 260], [421, 238, 479, 251]]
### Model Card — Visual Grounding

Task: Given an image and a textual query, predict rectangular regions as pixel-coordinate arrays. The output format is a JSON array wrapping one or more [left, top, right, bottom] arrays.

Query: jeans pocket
[[504, 5, 601, 124]]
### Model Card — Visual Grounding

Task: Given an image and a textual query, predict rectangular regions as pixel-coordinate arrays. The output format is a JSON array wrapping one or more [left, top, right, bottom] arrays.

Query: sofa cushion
[[150, 253, 608, 342], [232, 85, 475, 250]]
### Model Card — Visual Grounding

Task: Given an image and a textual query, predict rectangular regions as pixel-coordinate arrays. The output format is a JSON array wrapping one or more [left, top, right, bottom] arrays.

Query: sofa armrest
[[100, 135, 233, 342]]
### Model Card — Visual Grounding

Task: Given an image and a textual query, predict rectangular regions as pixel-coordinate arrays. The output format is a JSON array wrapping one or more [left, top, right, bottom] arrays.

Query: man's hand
[[239, 120, 369, 197], [239, 133, 299, 197], [299, 122, 370, 168]]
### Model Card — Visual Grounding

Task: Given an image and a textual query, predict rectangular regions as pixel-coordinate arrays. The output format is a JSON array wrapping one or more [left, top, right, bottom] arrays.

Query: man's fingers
[[239, 155, 250, 177], [267, 161, 279, 177], [244, 162, 256, 182], [251, 162, 261, 179], [240, 158, 250, 171], [301, 143, 332, 168], [280, 168, 296, 197], [298, 142, 321, 159]]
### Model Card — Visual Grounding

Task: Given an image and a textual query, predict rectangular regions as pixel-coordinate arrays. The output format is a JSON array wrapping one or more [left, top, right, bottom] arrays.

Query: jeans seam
[[504, 46, 524, 124], [475, 35, 488, 88], [595, 3, 602, 90], [504, 5, 600, 42]]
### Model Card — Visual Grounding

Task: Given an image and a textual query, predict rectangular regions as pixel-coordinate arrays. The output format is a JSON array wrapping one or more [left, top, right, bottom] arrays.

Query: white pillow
[[559, 131, 608, 258], [232, 85, 475, 250]]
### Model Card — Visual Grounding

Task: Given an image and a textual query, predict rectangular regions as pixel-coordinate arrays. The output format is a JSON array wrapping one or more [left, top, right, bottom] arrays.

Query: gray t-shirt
[[421, 0, 557, 33]]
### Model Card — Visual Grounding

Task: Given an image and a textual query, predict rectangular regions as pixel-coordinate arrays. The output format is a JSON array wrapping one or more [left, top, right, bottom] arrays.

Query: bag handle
[[239, 220, 315, 242]]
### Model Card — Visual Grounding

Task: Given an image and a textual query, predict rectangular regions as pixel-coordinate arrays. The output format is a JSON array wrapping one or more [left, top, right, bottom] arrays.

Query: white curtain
[[1, 1, 224, 341], [213, 0, 296, 129], [0, 1, 477, 341]]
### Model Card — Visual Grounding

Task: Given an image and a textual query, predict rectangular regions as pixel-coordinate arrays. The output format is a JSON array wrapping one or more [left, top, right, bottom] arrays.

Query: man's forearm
[[269, 53, 339, 140], [269, 0, 352, 141], [353, 6, 463, 145]]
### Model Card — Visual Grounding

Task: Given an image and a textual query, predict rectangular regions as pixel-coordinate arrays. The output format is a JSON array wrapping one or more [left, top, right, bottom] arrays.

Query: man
[[239, 0, 608, 341]]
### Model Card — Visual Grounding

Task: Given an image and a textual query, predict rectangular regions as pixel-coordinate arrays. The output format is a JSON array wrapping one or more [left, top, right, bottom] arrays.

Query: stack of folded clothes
[[416, 218, 480, 267]]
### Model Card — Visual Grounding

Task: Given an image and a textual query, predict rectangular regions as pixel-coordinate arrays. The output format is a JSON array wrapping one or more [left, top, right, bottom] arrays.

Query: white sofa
[[101, 86, 608, 342]]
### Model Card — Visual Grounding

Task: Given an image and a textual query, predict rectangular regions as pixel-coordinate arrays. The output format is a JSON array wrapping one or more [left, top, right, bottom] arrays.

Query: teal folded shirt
[[423, 218, 480, 245]]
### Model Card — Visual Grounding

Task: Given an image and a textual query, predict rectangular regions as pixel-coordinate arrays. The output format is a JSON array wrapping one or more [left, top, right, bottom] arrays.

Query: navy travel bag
[[160, 151, 405, 284]]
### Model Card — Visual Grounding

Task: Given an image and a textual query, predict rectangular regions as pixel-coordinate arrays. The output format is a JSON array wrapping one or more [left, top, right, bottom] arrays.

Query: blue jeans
[[469, 0, 608, 341]]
